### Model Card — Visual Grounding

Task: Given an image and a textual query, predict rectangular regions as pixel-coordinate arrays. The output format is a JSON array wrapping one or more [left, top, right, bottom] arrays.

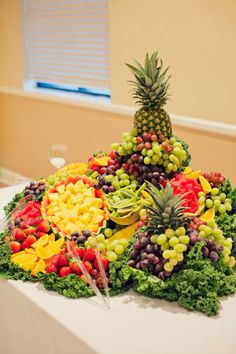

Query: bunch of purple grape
[[127, 231, 174, 281], [23, 181, 46, 200], [70, 229, 91, 245], [117, 153, 174, 187], [93, 175, 115, 194], [187, 231, 223, 262]]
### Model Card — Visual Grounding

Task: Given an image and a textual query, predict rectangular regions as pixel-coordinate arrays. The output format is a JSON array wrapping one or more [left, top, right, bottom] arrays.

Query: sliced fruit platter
[[1, 52, 236, 316]]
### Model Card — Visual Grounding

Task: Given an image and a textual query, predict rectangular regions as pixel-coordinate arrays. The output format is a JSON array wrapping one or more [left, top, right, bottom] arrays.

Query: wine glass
[[48, 144, 69, 170]]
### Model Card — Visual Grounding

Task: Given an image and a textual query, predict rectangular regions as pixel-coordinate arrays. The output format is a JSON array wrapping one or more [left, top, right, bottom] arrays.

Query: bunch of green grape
[[150, 227, 189, 272], [111, 129, 139, 157], [104, 169, 138, 190], [198, 188, 232, 214], [198, 219, 235, 267], [84, 232, 129, 263]]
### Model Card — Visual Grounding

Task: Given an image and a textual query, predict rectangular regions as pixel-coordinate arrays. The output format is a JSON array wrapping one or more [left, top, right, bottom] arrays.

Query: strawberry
[[83, 248, 96, 262], [36, 221, 50, 233], [94, 257, 109, 271], [46, 264, 57, 273], [83, 260, 93, 274], [36, 231, 46, 239], [12, 228, 26, 241], [69, 262, 82, 275], [51, 254, 68, 267], [21, 235, 37, 249], [59, 267, 71, 277], [10, 241, 21, 253], [24, 227, 36, 236], [74, 246, 84, 259]]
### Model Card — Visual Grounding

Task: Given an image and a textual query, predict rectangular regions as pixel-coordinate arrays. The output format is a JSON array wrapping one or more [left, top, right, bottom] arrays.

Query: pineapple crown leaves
[[144, 181, 188, 232], [126, 52, 171, 110]]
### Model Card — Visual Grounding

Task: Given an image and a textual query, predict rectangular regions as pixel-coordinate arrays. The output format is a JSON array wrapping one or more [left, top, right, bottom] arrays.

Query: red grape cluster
[[23, 180, 46, 199], [127, 231, 174, 281], [202, 172, 225, 188]]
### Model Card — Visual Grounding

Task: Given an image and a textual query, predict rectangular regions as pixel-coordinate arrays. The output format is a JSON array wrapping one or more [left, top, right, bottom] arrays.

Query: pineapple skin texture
[[134, 108, 172, 138]]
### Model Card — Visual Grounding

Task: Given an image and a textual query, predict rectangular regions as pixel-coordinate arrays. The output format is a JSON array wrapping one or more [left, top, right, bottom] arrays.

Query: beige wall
[[0, 0, 235, 184]]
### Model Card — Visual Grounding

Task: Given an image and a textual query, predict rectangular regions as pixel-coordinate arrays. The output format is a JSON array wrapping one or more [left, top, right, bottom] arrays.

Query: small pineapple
[[145, 181, 187, 233], [127, 52, 172, 138]]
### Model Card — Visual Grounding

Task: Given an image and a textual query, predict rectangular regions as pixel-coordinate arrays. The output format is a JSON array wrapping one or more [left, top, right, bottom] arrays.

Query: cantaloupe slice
[[183, 166, 192, 175], [107, 222, 138, 243], [199, 208, 215, 222], [185, 170, 202, 180], [93, 156, 110, 166]]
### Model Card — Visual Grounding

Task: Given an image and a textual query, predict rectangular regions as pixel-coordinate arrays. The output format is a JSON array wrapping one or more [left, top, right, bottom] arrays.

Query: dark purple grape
[[202, 246, 209, 258], [209, 251, 218, 262], [137, 232, 146, 239], [141, 252, 148, 260], [207, 240, 216, 251], [145, 244, 154, 253], [102, 185, 109, 193], [163, 271, 172, 278], [82, 229, 91, 237], [158, 271, 166, 281], [148, 264, 155, 273], [189, 233, 198, 244], [127, 260, 136, 268], [130, 250, 139, 260], [140, 237, 149, 246], [147, 253, 155, 263], [153, 256, 160, 265], [135, 262, 141, 270], [76, 235, 87, 244], [94, 182, 101, 189], [153, 244, 160, 253], [216, 245, 224, 255], [140, 259, 149, 269], [108, 186, 115, 193]]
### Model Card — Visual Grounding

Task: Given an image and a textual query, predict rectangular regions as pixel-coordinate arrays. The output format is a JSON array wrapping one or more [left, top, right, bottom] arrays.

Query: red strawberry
[[36, 231, 46, 239], [51, 254, 68, 267], [94, 257, 109, 271], [12, 228, 26, 241], [83, 260, 93, 274], [59, 267, 71, 277], [83, 248, 96, 262], [74, 247, 84, 259], [21, 235, 37, 249], [46, 264, 57, 273], [69, 262, 82, 275], [36, 221, 50, 233], [10, 241, 21, 253], [24, 227, 36, 236]]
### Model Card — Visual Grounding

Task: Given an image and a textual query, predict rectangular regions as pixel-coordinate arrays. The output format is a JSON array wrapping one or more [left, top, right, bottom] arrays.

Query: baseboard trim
[[0, 85, 236, 138], [0, 167, 29, 186]]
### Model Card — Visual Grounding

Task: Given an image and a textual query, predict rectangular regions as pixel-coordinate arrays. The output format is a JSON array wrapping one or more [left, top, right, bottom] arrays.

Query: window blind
[[23, 0, 110, 95]]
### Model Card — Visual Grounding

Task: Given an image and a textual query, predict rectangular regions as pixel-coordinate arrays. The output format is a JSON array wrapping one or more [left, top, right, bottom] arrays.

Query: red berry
[[94, 257, 109, 271], [46, 264, 57, 273], [10, 241, 21, 253], [21, 235, 37, 249], [24, 227, 36, 236], [166, 145, 173, 153], [51, 254, 68, 267], [83, 260, 93, 274], [107, 150, 117, 159], [151, 135, 158, 142], [12, 228, 26, 241], [83, 248, 96, 262], [69, 262, 82, 275], [75, 247, 84, 259], [36, 221, 50, 234], [59, 267, 71, 277]]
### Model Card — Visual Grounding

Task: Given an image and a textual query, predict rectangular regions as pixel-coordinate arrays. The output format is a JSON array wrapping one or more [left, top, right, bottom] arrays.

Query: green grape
[[225, 202, 232, 212], [144, 156, 151, 164], [163, 161, 168, 167], [169, 258, 178, 266], [116, 169, 123, 176], [207, 219, 216, 228], [162, 153, 169, 160], [228, 256, 236, 268], [169, 250, 177, 258], [214, 199, 221, 207], [157, 234, 167, 245], [223, 239, 232, 249], [224, 254, 230, 263], [211, 188, 219, 196], [152, 154, 160, 162], [147, 150, 154, 157], [107, 251, 118, 262], [198, 196, 206, 205], [141, 148, 147, 156], [115, 244, 124, 255], [167, 163, 174, 171], [220, 193, 226, 202], [212, 228, 222, 237], [130, 127, 138, 137], [172, 147, 182, 156], [139, 208, 147, 217], [198, 191, 206, 197], [104, 228, 113, 238], [168, 236, 179, 247], [164, 262, 174, 272], [163, 250, 172, 259], [111, 143, 120, 150], [118, 147, 125, 156], [178, 235, 190, 244], [198, 230, 206, 238], [152, 145, 161, 154], [169, 137, 177, 144], [165, 229, 175, 238], [176, 253, 184, 262], [119, 239, 129, 248], [87, 236, 97, 247], [175, 227, 186, 236], [161, 242, 169, 251], [96, 234, 105, 242], [120, 173, 129, 180], [119, 180, 127, 187], [174, 244, 187, 253], [98, 243, 106, 252], [205, 199, 214, 208], [108, 240, 119, 250], [218, 204, 226, 214], [150, 234, 158, 243]]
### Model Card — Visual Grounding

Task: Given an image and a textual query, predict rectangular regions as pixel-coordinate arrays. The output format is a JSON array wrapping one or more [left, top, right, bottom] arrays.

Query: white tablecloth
[[0, 184, 236, 354]]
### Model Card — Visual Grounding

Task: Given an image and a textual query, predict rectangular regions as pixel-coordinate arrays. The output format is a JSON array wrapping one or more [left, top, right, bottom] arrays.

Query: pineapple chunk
[[93, 199, 103, 209], [56, 185, 65, 194]]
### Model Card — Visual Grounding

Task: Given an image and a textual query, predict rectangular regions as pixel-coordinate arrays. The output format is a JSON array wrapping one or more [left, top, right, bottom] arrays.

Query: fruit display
[[0, 52, 236, 317]]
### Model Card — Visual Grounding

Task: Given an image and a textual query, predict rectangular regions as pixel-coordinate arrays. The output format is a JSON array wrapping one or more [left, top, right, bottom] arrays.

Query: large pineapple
[[145, 181, 187, 233], [127, 52, 172, 138]]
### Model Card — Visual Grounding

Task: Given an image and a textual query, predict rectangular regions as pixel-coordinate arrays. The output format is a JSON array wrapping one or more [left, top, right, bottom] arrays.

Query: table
[[0, 184, 236, 354]]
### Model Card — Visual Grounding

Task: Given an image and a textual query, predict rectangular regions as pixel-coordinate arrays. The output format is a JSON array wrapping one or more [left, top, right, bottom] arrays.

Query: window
[[22, 0, 110, 98]]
